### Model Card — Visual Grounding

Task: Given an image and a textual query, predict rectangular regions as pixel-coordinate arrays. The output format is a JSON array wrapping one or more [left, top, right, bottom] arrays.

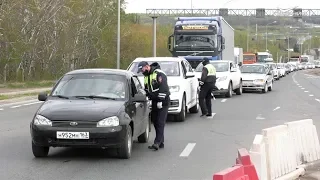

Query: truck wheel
[[117, 125, 132, 159], [235, 81, 242, 95], [32, 142, 49, 158], [175, 95, 186, 122]]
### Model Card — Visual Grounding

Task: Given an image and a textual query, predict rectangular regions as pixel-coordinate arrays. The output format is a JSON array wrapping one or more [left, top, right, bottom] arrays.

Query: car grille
[[52, 121, 97, 128], [243, 80, 253, 83]]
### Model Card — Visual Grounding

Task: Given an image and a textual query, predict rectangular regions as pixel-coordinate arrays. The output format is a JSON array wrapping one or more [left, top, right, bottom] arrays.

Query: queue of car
[[30, 56, 318, 159]]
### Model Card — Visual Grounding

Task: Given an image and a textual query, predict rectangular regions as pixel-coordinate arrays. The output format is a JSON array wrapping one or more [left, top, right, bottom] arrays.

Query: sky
[[124, 0, 317, 13]]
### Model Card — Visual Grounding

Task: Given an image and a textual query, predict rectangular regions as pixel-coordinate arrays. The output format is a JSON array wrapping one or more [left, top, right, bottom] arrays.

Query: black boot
[[148, 144, 159, 151]]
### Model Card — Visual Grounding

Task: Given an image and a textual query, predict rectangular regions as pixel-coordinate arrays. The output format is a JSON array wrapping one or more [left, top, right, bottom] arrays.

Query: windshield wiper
[[74, 95, 116, 100], [52, 95, 69, 99]]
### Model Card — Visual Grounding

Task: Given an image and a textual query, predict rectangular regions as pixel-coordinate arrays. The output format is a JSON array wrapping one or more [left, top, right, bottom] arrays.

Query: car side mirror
[[231, 68, 237, 72], [185, 72, 195, 78], [238, 62, 243, 66], [133, 93, 147, 102], [38, 92, 48, 101]]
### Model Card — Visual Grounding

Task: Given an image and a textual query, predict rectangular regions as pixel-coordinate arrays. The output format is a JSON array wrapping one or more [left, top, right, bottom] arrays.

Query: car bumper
[[242, 81, 265, 90], [168, 92, 182, 114], [30, 124, 126, 148], [212, 80, 229, 95]]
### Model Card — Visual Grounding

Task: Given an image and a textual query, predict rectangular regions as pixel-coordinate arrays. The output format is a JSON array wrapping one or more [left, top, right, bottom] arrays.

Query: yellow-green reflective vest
[[204, 64, 216, 76], [144, 69, 165, 92]]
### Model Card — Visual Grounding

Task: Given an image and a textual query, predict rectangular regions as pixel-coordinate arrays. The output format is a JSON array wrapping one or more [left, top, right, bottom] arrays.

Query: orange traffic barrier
[[236, 148, 259, 180], [213, 164, 249, 180]]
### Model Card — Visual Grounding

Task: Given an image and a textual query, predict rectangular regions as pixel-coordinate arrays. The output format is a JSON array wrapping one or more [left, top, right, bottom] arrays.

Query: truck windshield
[[175, 35, 216, 47], [244, 55, 255, 60], [257, 55, 268, 62]]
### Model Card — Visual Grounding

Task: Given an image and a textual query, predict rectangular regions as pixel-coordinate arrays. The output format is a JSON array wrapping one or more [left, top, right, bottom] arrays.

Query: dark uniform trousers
[[199, 80, 215, 115], [151, 98, 170, 144]]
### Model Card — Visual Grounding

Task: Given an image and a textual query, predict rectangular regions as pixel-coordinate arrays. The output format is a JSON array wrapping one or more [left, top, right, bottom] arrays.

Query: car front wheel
[[32, 141, 49, 157], [117, 125, 133, 159]]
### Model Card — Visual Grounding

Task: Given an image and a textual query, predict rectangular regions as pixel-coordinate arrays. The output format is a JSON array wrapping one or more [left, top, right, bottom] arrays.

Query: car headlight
[[97, 116, 119, 127], [254, 79, 265, 83], [33, 115, 52, 126], [217, 76, 227, 82], [169, 85, 180, 93]]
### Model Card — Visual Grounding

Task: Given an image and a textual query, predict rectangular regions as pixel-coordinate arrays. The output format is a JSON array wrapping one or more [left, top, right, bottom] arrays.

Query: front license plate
[[56, 131, 89, 139], [243, 82, 252, 86]]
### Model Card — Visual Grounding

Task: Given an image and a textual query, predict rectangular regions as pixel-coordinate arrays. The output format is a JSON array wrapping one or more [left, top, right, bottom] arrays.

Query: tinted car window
[[128, 61, 180, 76]]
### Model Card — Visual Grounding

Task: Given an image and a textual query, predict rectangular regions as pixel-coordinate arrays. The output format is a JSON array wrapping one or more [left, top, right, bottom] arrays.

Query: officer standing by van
[[137, 61, 170, 151], [199, 57, 216, 117]]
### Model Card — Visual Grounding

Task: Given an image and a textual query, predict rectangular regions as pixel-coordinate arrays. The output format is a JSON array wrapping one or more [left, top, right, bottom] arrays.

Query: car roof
[[66, 68, 134, 77], [132, 57, 186, 62]]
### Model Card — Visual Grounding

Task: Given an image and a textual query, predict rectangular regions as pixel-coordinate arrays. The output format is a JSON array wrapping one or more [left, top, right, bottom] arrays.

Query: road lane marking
[[273, 107, 280, 111], [310, 94, 314, 97], [10, 105, 22, 108], [316, 99, 320, 102], [301, 88, 305, 90], [0, 99, 38, 108], [23, 101, 42, 106], [256, 114, 265, 120], [206, 113, 216, 119], [0, 108, 3, 111], [180, 143, 196, 157], [299, 86, 302, 88], [304, 91, 309, 93], [221, 99, 227, 102], [296, 84, 300, 85]]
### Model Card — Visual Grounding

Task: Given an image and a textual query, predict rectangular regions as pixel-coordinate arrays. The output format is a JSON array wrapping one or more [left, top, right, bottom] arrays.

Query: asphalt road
[[1, 70, 320, 180]]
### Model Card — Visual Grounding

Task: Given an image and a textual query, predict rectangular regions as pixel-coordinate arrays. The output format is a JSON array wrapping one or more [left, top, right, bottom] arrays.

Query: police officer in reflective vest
[[137, 61, 170, 151], [199, 57, 216, 117]]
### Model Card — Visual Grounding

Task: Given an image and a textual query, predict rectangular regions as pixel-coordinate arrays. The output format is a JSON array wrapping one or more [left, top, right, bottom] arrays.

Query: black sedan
[[30, 69, 151, 159]]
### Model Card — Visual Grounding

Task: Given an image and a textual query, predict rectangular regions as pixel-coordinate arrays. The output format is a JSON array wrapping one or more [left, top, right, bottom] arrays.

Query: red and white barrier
[[213, 119, 320, 180]]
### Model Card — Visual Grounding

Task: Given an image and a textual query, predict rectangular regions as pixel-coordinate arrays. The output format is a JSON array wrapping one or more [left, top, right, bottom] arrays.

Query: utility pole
[[116, 0, 121, 69]]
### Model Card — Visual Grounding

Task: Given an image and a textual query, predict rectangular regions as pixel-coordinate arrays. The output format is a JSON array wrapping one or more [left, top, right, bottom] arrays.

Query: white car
[[241, 64, 273, 93], [266, 63, 280, 80], [194, 60, 243, 98], [276, 63, 286, 77], [127, 57, 199, 122]]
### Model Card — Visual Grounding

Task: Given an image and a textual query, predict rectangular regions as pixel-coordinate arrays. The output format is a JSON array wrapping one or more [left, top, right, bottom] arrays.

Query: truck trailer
[[167, 16, 234, 68]]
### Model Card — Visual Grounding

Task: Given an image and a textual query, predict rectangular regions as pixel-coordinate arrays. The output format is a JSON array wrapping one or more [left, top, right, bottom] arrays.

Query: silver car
[[240, 64, 273, 93]]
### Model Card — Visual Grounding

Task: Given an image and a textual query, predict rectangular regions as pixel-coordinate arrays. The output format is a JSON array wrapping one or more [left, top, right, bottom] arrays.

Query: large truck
[[243, 52, 257, 64], [167, 16, 235, 68], [256, 52, 273, 63], [234, 47, 243, 65]]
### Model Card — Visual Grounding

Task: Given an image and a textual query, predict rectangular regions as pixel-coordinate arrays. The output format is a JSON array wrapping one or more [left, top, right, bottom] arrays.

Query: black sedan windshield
[[52, 74, 127, 100], [241, 65, 266, 74]]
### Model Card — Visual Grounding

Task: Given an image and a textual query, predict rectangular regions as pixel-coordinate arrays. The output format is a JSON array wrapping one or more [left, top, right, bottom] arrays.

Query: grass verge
[[0, 81, 55, 89], [0, 90, 51, 100]]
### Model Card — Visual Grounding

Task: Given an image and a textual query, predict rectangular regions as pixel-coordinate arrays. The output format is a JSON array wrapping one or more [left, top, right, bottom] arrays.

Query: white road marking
[[256, 114, 265, 120], [304, 91, 309, 93], [315, 99, 320, 102], [10, 105, 22, 108], [301, 88, 305, 90], [221, 99, 227, 102], [23, 101, 42, 106], [310, 94, 314, 97], [0, 108, 3, 111], [296, 84, 300, 85], [180, 143, 196, 157], [206, 113, 216, 119], [0, 99, 38, 108], [273, 107, 280, 111]]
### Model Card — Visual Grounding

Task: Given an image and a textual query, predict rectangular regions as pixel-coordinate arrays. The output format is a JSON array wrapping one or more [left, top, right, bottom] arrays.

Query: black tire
[[225, 82, 233, 98], [138, 118, 150, 143], [235, 80, 242, 95], [117, 125, 133, 159], [268, 81, 273, 91], [262, 83, 268, 93], [189, 91, 199, 113], [175, 94, 186, 122], [32, 141, 49, 158]]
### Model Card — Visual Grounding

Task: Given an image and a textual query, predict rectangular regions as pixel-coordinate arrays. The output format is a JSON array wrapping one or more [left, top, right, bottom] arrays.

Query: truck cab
[[243, 52, 257, 64], [167, 17, 234, 69]]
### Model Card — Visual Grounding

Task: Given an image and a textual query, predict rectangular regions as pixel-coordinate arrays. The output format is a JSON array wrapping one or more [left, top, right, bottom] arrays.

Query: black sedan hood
[[38, 99, 125, 121]]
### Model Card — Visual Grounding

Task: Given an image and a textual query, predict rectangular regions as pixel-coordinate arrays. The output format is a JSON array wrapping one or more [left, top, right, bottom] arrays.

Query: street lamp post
[[116, 0, 121, 69], [265, 21, 277, 51]]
